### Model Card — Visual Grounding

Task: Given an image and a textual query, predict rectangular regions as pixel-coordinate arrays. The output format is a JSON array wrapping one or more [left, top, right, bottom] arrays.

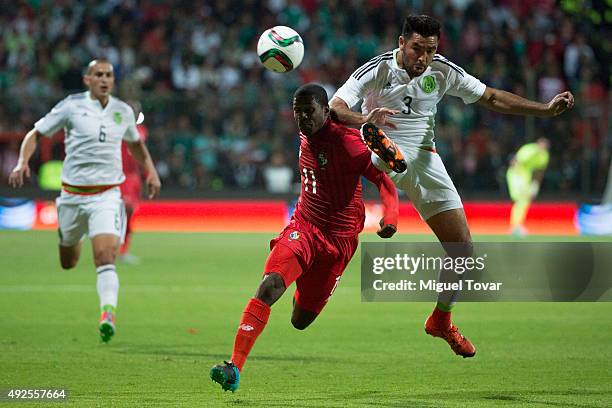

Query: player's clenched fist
[[8, 163, 30, 188], [546, 91, 575, 116], [377, 218, 397, 239]]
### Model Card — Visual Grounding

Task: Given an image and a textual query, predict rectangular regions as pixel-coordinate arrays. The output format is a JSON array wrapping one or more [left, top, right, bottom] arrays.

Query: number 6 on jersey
[[98, 125, 106, 142]]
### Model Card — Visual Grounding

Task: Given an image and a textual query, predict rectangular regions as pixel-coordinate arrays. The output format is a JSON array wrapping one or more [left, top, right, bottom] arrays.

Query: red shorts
[[264, 218, 359, 314], [120, 174, 142, 208]]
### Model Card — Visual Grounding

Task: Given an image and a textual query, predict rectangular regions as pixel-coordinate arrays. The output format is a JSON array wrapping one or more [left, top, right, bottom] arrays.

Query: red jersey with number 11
[[293, 119, 398, 237]]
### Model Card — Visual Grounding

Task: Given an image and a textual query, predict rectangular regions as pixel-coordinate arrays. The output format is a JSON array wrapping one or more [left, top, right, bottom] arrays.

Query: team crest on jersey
[[421, 75, 436, 93], [113, 112, 123, 124], [317, 152, 328, 167], [289, 231, 300, 241]]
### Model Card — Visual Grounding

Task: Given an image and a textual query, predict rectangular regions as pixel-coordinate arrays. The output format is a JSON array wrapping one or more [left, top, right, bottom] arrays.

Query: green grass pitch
[[1, 231, 611, 407]]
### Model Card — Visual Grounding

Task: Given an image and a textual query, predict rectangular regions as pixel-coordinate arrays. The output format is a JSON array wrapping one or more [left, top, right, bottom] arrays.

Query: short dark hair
[[293, 83, 329, 107], [402, 14, 441, 38]]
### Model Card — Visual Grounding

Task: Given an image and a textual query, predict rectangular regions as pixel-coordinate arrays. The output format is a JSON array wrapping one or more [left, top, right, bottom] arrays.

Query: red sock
[[432, 305, 451, 329], [230, 298, 271, 371]]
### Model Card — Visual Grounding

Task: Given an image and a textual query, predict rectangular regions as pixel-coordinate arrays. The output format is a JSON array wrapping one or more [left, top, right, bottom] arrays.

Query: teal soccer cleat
[[210, 361, 240, 392]]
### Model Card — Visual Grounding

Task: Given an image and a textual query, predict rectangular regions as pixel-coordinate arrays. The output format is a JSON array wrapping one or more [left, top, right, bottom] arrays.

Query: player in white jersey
[[331, 15, 574, 357], [9, 59, 161, 343]]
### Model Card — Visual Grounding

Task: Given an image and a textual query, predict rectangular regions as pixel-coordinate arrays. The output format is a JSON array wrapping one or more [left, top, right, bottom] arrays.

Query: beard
[[406, 62, 426, 78]]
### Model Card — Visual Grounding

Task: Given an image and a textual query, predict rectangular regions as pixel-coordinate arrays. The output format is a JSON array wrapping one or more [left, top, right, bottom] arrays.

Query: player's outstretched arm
[[362, 163, 399, 238], [477, 87, 575, 117], [8, 128, 41, 188], [329, 97, 399, 129], [126, 140, 161, 199]]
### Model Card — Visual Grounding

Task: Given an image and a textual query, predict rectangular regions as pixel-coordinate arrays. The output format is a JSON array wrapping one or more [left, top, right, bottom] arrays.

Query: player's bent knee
[[291, 317, 313, 330], [291, 314, 317, 330], [255, 273, 286, 306], [291, 319, 310, 330], [59, 245, 80, 269], [291, 305, 318, 330]]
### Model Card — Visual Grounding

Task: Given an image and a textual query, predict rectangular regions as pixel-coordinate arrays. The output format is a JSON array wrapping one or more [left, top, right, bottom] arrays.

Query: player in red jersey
[[210, 84, 400, 392], [118, 102, 147, 264]]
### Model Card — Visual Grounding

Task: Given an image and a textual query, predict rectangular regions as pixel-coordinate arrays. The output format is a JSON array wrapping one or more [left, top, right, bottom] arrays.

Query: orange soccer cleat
[[425, 315, 476, 358], [360, 122, 407, 173]]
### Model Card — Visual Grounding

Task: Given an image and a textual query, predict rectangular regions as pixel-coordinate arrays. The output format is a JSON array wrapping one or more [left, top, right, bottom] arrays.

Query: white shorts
[[56, 187, 126, 247], [372, 148, 462, 220]]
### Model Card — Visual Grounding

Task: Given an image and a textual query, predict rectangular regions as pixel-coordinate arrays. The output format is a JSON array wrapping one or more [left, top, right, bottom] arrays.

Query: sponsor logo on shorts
[[239, 324, 254, 332], [289, 231, 300, 241]]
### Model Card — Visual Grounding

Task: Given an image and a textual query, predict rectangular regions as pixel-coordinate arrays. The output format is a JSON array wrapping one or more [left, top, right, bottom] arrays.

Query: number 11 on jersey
[[302, 167, 316, 194]]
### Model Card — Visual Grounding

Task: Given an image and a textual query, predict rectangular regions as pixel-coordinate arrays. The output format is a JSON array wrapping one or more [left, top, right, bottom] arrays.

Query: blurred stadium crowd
[[0, 0, 609, 196]]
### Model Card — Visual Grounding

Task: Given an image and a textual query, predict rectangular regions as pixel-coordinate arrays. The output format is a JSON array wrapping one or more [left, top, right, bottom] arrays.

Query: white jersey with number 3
[[334, 49, 486, 150], [34, 91, 139, 186]]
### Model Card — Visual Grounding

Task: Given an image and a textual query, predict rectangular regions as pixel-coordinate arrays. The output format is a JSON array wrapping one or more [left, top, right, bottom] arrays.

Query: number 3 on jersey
[[402, 96, 413, 114], [98, 125, 106, 142], [302, 167, 317, 194]]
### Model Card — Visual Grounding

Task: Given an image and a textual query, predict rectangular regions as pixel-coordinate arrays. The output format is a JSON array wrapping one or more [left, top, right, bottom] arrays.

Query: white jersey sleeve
[[435, 55, 486, 104], [122, 108, 139, 143], [34, 97, 70, 137], [333, 51, 394, 108]]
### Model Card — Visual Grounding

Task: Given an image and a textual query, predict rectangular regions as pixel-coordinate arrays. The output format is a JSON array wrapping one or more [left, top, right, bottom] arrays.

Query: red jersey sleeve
[[362, 161, 399, 228]]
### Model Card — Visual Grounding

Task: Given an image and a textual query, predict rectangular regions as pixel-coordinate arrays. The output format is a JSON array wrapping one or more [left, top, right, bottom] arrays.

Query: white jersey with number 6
[[34, 91, 139, 187], [334, 49, 486, 151]]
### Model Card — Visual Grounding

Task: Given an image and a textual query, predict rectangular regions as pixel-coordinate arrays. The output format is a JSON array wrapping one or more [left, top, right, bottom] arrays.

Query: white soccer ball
[[257, 26, 304, 73]]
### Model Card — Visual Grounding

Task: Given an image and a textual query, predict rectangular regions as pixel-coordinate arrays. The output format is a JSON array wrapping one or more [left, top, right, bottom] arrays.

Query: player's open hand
[[146, 172, 161, 199], [365, 107, 399, 129], [377, 218, 397, 239], [546, 91, 575, 116], [8, 163, 30, 188]]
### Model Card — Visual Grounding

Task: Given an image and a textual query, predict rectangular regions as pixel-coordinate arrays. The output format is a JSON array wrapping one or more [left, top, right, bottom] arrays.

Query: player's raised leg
[[211, 243, 302, 392], [92, 233, 121, 343], [424, 208, 476, 358]]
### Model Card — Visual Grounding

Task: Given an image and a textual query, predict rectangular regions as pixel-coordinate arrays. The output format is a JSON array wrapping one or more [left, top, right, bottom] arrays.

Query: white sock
[[96, 264, 119, 310]]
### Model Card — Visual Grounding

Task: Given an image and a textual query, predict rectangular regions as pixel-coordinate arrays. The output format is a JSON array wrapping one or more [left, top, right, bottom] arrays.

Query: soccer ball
[[257, 26, 304, 73]]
